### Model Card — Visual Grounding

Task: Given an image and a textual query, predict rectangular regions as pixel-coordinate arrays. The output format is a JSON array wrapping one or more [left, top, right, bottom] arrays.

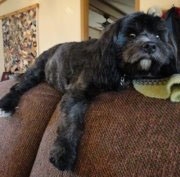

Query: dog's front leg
[[49, 91, 90, 171]]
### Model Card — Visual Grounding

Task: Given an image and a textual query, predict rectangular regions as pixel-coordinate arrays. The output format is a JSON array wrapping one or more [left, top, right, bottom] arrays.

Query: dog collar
[[120, 74, 132, 88], [120, 75, 126, 86]]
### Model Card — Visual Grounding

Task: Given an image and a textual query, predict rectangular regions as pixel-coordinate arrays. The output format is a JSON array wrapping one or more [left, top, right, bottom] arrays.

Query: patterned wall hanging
[[1, 4, 39, 73]]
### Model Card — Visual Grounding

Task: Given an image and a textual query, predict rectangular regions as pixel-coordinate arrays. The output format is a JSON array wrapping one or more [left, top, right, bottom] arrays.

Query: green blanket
[[133, 74, 180, 102]]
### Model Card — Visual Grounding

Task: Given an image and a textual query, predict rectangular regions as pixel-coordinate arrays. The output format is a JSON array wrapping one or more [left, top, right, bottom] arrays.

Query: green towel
[[133, 74, 180, 102]]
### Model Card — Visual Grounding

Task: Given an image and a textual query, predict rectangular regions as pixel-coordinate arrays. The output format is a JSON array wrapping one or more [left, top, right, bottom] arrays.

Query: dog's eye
[[129, 33, 136, 39], [156, 35, 160, 39]]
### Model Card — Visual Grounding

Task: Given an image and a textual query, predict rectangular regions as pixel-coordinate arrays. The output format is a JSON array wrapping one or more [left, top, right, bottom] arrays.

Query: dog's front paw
[[0, 91, 19, 114], [0, 97, 14, 118], [0, 108, 12, 118], [49, 141, 76, 171]]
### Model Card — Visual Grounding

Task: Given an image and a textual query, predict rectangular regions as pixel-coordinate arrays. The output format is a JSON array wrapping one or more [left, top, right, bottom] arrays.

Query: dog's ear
[[167, 32, 179, 72], [99, 23, 117, 55], [98, 18, 124, 56], [168, 32, 177, 57], [161, 32, 178, 75]]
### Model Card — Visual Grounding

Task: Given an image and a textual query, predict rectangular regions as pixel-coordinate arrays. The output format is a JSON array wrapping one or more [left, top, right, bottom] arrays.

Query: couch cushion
[[0, 80, 61, 177], [30, 89, 180, 177], [30, 103, 75, 177]]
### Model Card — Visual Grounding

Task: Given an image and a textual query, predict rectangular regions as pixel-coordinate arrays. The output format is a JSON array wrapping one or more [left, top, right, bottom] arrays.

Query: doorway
[[88, 0, 136, 39]]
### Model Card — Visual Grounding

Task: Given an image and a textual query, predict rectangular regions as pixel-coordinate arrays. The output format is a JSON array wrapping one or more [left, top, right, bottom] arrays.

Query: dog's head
[[100, 12, 177, 78]]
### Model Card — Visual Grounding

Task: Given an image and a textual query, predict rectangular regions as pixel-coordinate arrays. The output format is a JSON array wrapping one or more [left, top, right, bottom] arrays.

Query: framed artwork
[[1, 4, 39, 73]]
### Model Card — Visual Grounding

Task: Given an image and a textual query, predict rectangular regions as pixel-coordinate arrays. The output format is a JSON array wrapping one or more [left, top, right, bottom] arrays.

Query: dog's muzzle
[[139, 42, 158, 71]]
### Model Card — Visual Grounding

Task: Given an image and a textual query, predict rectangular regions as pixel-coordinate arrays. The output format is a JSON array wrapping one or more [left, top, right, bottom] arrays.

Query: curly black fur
[[0, 12, 177, 171]]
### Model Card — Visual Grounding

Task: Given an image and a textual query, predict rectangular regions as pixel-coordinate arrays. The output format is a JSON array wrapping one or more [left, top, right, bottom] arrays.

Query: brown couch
[[0, 79, 179, 177]]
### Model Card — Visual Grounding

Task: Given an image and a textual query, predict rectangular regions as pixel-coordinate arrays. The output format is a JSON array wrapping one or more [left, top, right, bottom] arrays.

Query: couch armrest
[[0, 79, 18, 97], [0, 80, 61, 177], [30, 90, 180, 177]]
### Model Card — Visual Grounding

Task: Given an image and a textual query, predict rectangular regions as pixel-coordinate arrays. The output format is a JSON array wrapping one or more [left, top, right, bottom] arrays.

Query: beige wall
[[0, 0, 82, 79], [139, 0, 180, 12]]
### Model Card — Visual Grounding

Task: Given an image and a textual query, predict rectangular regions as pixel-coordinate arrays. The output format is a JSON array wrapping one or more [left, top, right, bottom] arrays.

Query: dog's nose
[[143, 42, 157, 54]]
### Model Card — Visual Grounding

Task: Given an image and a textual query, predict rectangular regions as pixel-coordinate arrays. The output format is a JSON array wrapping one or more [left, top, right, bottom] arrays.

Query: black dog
[[0, 12, 177, 171]]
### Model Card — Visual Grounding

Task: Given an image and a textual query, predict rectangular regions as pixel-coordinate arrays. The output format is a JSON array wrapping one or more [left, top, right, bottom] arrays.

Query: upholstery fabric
[[0, 80, 61, 177], [30, 103, 74, 177], [30, 90, 180, 177]]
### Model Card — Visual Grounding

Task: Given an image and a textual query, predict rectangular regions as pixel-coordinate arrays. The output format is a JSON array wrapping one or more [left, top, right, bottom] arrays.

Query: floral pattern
[[2, 7, 38, 73]]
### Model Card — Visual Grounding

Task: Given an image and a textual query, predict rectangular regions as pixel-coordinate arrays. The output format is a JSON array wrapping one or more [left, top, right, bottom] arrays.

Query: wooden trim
[[135, 0, 140, 11], [80, 0, 89, 41], [0, 3, 39, 19]]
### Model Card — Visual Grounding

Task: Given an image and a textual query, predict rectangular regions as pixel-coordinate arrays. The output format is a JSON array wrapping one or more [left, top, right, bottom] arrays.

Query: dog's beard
[[119, 38, 176, 78], [120, 59, 163, 79]]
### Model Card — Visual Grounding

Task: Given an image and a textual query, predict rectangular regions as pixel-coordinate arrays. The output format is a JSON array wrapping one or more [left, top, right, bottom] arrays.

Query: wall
[[139, 0, 180, 12], [0, 0, 82, 79]]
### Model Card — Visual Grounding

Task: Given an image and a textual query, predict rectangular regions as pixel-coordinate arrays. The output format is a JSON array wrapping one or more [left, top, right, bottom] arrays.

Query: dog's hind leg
[[0, 44, 61, 118], [0, 49, 53, 117], [0, 66, 44, 117], [49, 90, 90, 171]]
